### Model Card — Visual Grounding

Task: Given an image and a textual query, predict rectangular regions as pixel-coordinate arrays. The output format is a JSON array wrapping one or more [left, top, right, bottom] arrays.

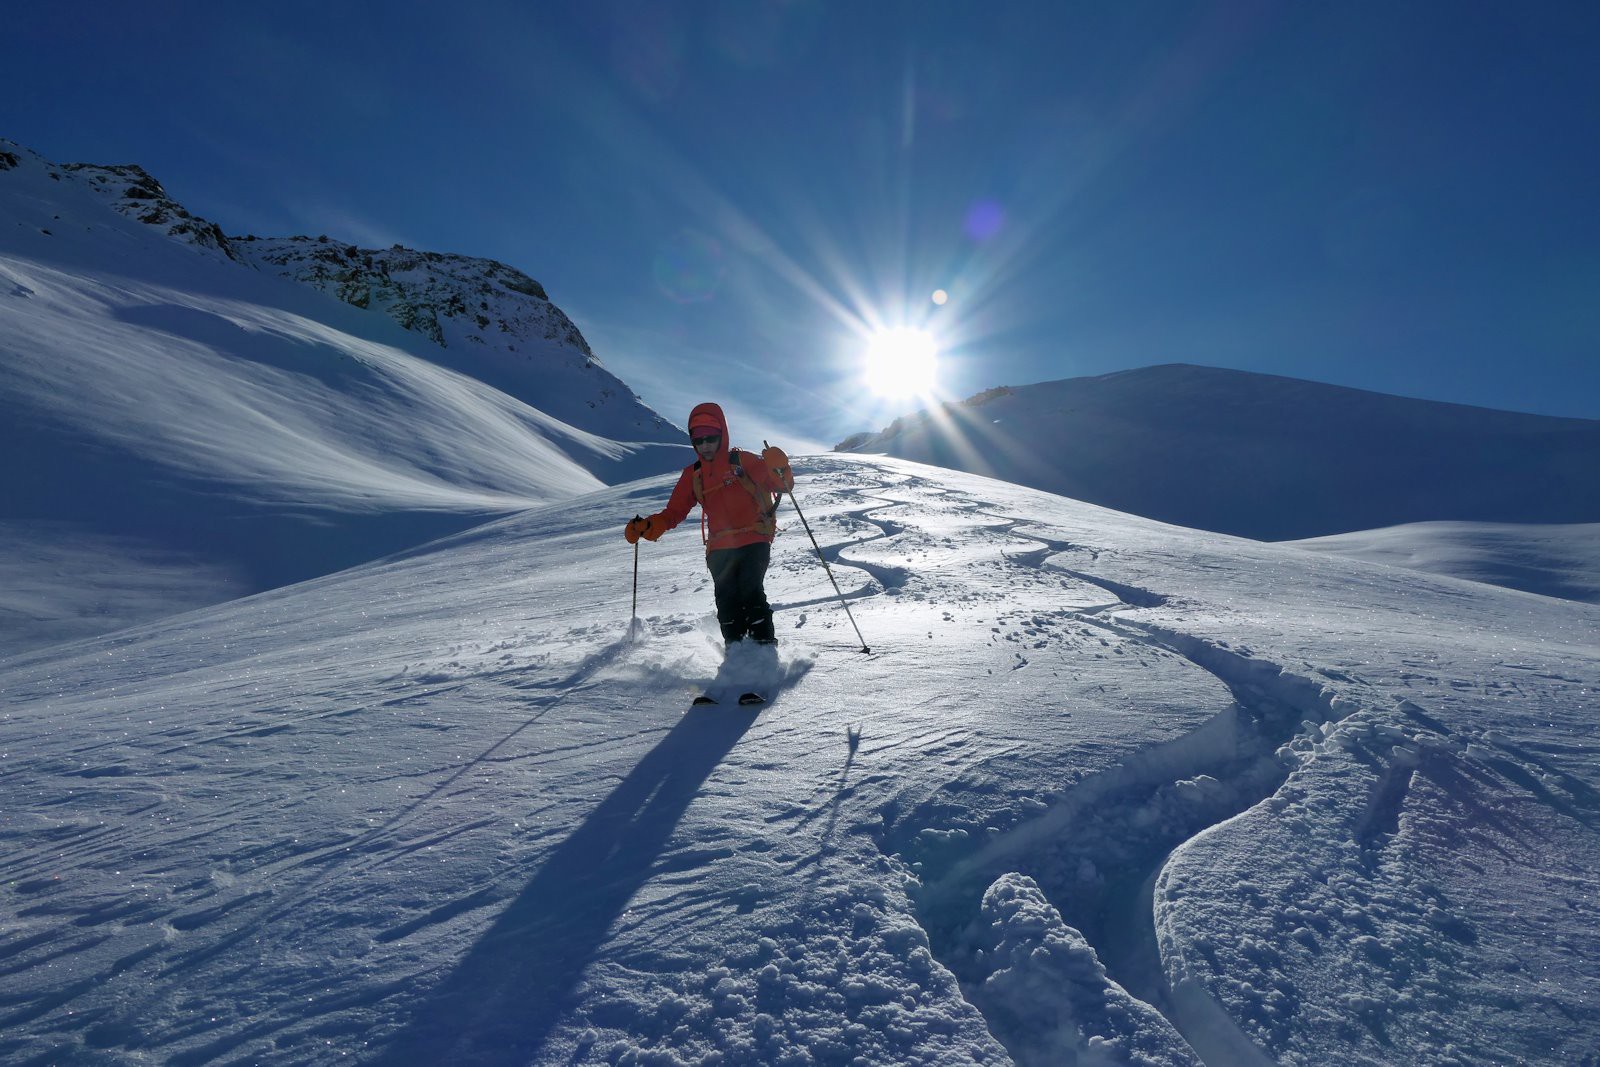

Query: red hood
[[688, 402, 730, 463]]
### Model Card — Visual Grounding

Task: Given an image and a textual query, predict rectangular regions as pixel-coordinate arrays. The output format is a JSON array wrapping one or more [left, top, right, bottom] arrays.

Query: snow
[[0, 521, 244, 655], [4, 138, 1600, 1065], [1289, 521, 1600, 605], [970, 874, 1199, 1066], [1, 142, 685, 656], [3, 457, 1597, 1065]]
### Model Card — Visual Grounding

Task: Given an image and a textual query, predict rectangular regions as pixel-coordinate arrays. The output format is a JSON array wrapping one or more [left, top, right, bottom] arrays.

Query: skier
[[625, 402, 794, 646]]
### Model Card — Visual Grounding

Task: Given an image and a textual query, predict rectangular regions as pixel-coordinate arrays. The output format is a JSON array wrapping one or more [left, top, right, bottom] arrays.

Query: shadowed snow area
[[837, 366, 1600, 543], [2, 455, 1596, 1065], [0, 522, 246, 655], [1290, 521, 1600, 604]]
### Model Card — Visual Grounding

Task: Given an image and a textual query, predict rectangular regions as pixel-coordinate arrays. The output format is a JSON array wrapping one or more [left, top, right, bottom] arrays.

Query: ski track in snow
[[800, 467, 1366, 1061], [2, 456, 1598, 1064], [767, 463, 1597, 1066]]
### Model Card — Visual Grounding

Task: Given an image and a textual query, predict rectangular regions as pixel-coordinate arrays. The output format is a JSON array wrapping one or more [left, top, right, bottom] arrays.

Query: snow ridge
[[896, 547, 1373, 1063], [834, 364, 1600, 542], [973, 873, 1200, 1066], [827, 474, 1591, 1065]]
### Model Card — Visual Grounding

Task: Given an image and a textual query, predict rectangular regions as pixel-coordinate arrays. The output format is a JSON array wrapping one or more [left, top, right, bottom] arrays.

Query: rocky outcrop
[[236, 236, 587, 358], [63, 162, 243, 262]]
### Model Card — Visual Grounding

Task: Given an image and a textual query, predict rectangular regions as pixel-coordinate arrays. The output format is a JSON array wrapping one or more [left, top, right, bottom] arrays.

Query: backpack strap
[[692, 449, 781, 546]]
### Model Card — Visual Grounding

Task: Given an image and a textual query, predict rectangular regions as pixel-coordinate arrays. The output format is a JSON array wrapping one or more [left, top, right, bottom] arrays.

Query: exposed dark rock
[[64, 161, 243, 262]]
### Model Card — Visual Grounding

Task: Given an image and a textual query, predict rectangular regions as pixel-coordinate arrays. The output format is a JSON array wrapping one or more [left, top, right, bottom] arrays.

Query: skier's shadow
[[368, 683, 767, 1065]]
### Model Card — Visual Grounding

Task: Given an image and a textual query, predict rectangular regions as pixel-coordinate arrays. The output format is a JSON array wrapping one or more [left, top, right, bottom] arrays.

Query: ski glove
[[761, 446, 795, 492], [625, 515, 663, 544]]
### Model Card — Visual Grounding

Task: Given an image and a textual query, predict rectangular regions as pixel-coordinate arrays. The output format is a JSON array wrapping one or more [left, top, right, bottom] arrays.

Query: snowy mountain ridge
[[237, 236, 675, 442], [239, 236, 557, 348], [837, 364, 1600, 542], [52, 143, 676, 445], [59, 159, 245, 263]]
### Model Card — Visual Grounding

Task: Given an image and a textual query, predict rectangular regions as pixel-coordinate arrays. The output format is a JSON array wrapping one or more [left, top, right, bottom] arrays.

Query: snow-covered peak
[[240, 236, 555, 337]]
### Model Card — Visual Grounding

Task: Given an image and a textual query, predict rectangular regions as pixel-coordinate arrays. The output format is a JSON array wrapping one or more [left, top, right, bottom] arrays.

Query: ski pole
[[629, 516, 643, 638], [788, 490, 871, 654], [767, 442, 870, 654]]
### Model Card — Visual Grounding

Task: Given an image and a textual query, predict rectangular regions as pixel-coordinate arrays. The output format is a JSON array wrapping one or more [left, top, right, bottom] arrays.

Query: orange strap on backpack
[[692, 448, 780, 546]]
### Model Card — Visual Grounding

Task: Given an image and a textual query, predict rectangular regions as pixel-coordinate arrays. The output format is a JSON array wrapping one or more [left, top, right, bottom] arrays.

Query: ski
[[691, 694, 718, 706], [737, 692, 765, 706]]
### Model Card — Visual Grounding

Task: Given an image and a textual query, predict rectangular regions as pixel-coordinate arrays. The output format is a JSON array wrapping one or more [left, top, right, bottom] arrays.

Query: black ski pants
[[706, 541, 774, 644]]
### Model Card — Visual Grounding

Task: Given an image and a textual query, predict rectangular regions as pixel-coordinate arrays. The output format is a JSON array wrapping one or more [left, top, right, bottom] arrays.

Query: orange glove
[[626, 515, 664, 543], [761, 446, 794, 492]]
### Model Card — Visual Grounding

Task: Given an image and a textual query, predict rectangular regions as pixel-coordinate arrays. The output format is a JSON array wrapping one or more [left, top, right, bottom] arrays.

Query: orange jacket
[[649, 402, 788, 552]]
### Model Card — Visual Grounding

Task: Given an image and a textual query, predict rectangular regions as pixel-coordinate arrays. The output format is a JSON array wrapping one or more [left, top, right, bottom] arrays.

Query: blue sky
[[7, 1, 1599, 446]]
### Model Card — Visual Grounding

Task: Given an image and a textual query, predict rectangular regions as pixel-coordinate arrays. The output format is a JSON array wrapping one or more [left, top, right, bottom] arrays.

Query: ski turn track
[[807, 464, 1445, 1066]]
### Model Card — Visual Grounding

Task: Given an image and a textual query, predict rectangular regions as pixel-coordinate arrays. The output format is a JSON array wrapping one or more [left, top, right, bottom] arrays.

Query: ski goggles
[[690, 433, 723, 446]]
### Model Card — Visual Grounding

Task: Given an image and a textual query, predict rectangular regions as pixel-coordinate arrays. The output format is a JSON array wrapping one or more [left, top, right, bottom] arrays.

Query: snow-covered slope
[[836, 365, 1600, 542], [0, 141, 686, 656], [2, 454, 1596, 1065], [1290, 521, 1600, 604]]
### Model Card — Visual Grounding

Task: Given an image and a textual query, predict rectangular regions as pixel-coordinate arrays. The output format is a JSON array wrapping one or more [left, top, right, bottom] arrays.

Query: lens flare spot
[[863, 327, 939, 399], [931, 288, 949, 305], [653, 230, 725, 303], [964, 199, 1005, 242]]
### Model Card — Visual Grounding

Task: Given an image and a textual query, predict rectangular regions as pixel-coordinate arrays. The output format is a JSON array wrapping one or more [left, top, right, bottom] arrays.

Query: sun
[[862, 327, 940, 399]]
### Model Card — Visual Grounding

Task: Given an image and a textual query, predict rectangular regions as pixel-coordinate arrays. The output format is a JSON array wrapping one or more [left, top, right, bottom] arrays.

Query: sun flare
[[862, 327, 939, 399]]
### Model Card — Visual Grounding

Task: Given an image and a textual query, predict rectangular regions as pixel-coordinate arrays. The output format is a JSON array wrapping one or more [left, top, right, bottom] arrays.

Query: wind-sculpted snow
[[1, 455, 1596, 1065]]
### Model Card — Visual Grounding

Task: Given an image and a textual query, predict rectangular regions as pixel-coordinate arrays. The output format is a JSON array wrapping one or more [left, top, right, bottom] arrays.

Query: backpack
[[692, 448, 781, 543]]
